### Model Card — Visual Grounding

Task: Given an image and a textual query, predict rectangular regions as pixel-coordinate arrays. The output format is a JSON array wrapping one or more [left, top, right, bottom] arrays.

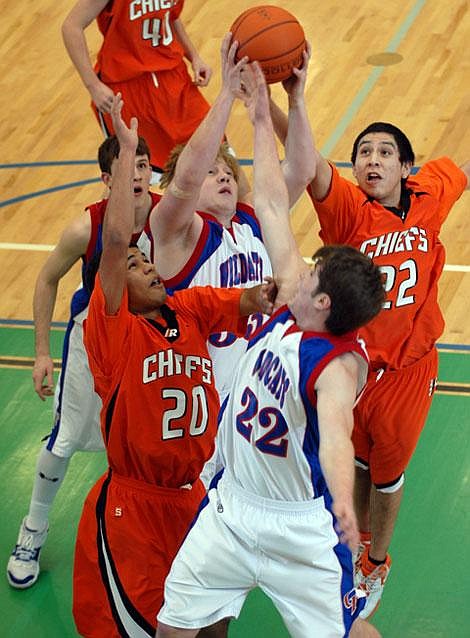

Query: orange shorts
[[352, 347, 438, 486], [93, 62, 210, 170], [73, 470, 206, 637]]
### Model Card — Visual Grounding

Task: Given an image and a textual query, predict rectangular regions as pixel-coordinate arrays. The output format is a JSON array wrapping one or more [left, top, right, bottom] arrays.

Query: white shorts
[[158, 475, 364, 637], [45, 319, 104, 457]]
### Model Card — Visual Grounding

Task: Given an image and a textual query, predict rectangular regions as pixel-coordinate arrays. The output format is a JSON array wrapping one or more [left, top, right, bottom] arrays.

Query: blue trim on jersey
[[70, 223, 104, 319], [247, 307, 292, 351], [232, 205, 263, 241], [298, 335, 336, 498], [218, 394, 229, 428], [322, 491, 366, 632], [165, 219, 224, 294], [46, 317, 75, 450]]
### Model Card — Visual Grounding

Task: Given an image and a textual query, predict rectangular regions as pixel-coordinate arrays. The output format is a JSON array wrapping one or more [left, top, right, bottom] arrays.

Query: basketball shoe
[[353, 532, 371, 586], [356, 551, 391, 619], [6, 517, 48, 589]]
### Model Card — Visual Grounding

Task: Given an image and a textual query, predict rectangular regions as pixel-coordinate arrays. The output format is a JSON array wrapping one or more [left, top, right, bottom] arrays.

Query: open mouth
[[366, 172, 381, 183], [218, 187, 232, 195], [134, 186, 143, 195], [150, 277, 162, 288]]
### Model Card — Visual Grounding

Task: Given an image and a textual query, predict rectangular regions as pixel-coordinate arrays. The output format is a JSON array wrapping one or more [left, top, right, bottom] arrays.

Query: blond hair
[[160, 142, 240, 190]]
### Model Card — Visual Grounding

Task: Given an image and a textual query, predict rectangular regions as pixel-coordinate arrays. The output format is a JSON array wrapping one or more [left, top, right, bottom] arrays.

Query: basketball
[[230, 5, 306, 84]]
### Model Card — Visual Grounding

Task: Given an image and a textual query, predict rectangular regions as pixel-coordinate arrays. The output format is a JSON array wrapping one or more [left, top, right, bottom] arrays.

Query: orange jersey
[[84, 276, 245, 487], [309, 157, 467, 369], [96, 0, 185, 82]]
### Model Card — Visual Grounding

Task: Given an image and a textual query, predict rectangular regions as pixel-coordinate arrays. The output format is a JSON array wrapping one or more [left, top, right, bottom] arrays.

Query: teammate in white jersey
[[7, 135, 156, 590], [149, 34, 315, 401], [156, 62, 385, 638]]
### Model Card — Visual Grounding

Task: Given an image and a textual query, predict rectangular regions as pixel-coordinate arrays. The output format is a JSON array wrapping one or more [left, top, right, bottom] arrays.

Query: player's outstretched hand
[[281, 41, 311, 101], [260, 276, 277, 314], [333, 500, 360, 552], [33, 354, 54, 401], [240, 61, 270, 125], [110, 93, 138, 152], [239, 278, 276, 317], [221, 33, 249, 100]]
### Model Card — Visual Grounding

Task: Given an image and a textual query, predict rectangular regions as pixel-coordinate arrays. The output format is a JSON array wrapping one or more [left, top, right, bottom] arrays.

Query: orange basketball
[[230, 5, 306, 84]]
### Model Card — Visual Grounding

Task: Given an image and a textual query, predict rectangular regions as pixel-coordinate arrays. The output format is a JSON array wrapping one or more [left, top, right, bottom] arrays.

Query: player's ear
[[401, 162, 412, 179], [313, 291, 331, 311], [101, 172, 111, 187]]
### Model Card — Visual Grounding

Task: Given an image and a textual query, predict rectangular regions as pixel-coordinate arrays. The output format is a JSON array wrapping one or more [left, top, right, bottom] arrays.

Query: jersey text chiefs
[[143, 349, 212, 384], [360, 226, 428, 259], [129, 0, 178, 20]]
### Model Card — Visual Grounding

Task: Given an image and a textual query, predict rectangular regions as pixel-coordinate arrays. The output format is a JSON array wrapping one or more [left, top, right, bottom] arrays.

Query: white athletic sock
[[26, 447, 70, 531]]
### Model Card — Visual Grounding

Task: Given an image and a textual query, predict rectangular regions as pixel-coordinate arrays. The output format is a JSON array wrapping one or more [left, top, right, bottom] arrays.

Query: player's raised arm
[[150, 34, 248, 253], [247, 62, 306, 303], [269, 81, 332, 203], [277, 44, 316, 208], [98, 94, 138, 315]]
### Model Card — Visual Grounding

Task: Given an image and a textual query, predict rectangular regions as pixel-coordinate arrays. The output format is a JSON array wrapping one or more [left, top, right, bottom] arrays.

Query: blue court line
[[0, 158, 253, 170], [0, 159, 253, 208], [0, 178, 102, 208], [320, 0, 427, 158], [0, 160, 422, 210]]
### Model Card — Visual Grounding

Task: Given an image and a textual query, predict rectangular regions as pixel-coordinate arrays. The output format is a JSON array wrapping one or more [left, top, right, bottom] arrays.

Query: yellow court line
[[0, 242, 55, 251]]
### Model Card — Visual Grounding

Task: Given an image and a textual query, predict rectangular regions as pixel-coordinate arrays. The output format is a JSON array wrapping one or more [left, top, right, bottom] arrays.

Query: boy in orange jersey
[[6, 133, 160, 591], [270, 105, 470, 618], [72, 95, 274, 638], [62, 0, 212, 176]]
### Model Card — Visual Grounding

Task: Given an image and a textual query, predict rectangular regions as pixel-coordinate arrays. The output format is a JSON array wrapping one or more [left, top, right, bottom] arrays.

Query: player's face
[[197, 159, 238, 218], [126, 247, 167, 313], [352, 133, 411, 207], [289, 265, 321, 319], [106, 155, 152, 205]]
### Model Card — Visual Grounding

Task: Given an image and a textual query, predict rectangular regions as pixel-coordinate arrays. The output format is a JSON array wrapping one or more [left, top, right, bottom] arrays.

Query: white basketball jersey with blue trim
[[218, 307, 367, 501], [165, 205, 272, 399]]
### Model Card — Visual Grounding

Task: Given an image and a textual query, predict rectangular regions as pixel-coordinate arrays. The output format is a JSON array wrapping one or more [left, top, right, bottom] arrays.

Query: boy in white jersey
[[156, 63, 385, 638], [149, 33, 315, 402]]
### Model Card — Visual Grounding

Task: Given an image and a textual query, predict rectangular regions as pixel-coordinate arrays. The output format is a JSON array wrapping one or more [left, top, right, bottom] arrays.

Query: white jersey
[[218, 306, 368, 501], [164, 204, 272, 400]]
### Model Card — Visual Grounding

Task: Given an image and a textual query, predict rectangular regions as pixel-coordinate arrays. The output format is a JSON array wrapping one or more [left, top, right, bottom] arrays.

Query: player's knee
[[374, 473, 404, 494]]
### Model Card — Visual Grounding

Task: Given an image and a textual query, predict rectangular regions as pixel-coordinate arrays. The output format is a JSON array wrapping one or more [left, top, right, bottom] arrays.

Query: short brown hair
[[98, 135, 151, 173], [313, 245, 385, 335], [160, 142, 240, 190]]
